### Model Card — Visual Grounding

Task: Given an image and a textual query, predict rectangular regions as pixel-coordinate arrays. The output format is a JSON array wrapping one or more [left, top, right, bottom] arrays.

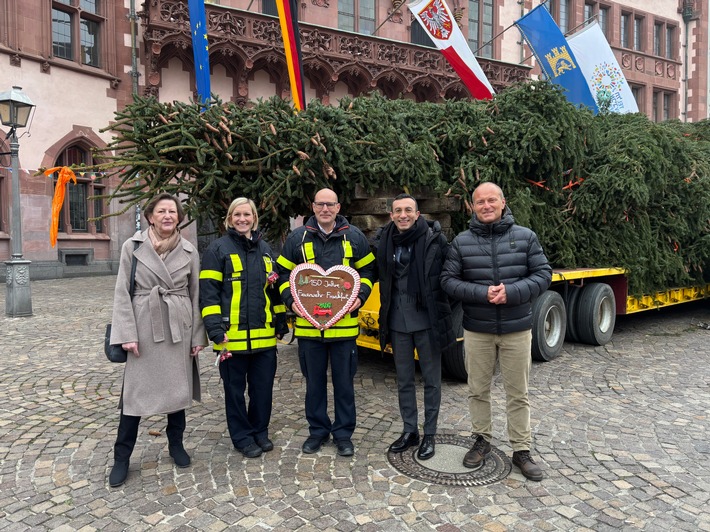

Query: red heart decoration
[[289, 264, 361, 330]]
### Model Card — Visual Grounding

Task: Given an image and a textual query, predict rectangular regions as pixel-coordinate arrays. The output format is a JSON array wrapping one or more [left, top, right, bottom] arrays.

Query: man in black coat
[[441, 183, 551, 481], [376, 194, 455, 460]]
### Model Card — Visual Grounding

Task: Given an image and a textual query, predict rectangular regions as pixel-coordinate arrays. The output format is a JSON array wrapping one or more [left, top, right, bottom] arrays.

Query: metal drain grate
[[387, 433, 512, 487]]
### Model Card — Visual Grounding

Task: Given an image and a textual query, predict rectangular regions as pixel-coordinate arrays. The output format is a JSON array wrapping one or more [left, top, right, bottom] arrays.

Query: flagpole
[[471, 22, 518, 56], [371, 5, 403, 36]]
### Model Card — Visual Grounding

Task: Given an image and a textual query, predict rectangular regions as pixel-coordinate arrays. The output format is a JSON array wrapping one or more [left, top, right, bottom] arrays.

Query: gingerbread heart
[[289, 263, 361, 330]]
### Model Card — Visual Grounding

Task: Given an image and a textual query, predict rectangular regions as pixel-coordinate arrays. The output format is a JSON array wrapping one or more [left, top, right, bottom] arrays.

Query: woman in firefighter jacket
[[199, 198, 288, 458]]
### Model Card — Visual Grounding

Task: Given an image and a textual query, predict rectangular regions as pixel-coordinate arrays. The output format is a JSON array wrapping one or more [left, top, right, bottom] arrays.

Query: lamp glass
[[0, 101, 10, 126], [14, 104, 32, 128]]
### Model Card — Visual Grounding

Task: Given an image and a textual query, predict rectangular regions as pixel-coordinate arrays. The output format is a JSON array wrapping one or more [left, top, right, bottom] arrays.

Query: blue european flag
[[514, 5, 598, 113], [188, 0, 211, 106]]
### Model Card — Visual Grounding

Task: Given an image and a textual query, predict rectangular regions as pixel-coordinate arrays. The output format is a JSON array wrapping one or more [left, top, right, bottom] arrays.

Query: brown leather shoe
[[463, 435, 491, 470], [512, 451, 543, 481]]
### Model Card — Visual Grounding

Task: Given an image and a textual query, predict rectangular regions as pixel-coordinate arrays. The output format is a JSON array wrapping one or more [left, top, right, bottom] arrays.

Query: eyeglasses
[[313, 202, 338, 209]]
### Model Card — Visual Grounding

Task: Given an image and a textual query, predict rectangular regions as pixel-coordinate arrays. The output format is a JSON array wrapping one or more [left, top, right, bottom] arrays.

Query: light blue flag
[[514, 4, 598, 113], [568, 21, 639, 114], [188, 0, 211, 105]]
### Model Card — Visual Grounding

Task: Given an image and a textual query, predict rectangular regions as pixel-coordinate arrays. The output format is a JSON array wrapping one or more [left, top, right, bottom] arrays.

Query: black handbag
[[104, 323, 128, 363], [104, 242, 139, 363]]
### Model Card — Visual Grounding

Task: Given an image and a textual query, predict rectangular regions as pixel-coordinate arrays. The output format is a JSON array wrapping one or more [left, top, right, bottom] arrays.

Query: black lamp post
[[0, 86, 36, 317]]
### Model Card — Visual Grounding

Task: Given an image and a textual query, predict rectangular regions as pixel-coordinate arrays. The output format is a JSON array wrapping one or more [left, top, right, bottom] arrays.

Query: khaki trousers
[[464, 329, 532, 451]]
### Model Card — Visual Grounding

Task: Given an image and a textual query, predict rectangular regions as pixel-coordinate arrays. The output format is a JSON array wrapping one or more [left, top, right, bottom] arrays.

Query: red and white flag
[[408, 0, 494, 100]]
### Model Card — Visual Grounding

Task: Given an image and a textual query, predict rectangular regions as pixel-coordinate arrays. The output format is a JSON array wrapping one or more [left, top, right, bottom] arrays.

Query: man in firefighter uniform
[[277, 188, 376, 457]]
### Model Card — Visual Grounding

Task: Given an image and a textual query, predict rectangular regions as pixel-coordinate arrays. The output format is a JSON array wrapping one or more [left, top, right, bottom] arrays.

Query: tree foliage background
[[95, 81, 710, 296]]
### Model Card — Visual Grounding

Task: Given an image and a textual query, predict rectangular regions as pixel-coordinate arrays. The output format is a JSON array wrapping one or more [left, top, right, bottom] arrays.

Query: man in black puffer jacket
[[376, 194, 456, 461], [441, 182, 551, 481]]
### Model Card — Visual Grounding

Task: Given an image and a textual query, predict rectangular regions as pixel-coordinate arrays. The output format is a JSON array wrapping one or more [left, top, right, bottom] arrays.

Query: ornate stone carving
[[412, 50, 440, 71], [209, 11, 246, 36], [387, 0, 405, 24], [41, 61, 51, 73], [667, 63, 676, 79], [340, 38, 373, 58], [141, 1, 530, 102], [655, 60, 664, 76], [10, 54, 20, 67], [253, 20, 281, 43], [160, 0, 190, 27], [377, 44, 408, 64], [303, 29, 333, 52], [621, 53, 632, 69], [634, 56, 644, 72]]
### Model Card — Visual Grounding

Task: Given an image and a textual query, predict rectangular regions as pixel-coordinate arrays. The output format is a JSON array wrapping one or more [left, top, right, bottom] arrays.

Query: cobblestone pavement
[[1, 277, 709, 531]]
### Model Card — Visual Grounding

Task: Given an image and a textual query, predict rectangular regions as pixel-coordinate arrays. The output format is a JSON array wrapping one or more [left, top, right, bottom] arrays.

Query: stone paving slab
[[0, 277, 709, 530]]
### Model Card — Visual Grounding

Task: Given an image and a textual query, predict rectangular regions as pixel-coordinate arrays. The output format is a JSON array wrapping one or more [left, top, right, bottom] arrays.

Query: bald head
[[472, 182, 506, 224]]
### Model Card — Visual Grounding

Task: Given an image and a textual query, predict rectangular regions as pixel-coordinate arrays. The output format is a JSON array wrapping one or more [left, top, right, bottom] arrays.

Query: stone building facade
[[0, 0, 707, 279]]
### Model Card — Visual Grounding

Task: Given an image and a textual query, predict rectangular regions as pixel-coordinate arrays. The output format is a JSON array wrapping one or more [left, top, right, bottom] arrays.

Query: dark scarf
[[379, 216, 429, 308]]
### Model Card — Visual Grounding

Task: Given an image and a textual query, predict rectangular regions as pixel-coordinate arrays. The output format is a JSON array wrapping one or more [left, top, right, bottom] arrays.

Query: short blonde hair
[[225, 197, 259, 231]]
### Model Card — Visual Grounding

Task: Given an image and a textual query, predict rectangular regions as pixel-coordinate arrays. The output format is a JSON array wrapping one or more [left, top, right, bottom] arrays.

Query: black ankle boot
[[167, 410, 190, 467], [109, 460, 129, 487], [168, 445, 191, 468]]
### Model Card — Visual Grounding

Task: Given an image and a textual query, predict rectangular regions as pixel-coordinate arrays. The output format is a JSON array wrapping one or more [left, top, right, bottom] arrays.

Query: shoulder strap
[[129, 241, 140, 299]]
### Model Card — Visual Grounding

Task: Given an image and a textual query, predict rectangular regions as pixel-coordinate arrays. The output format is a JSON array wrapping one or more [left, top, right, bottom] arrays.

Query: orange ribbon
[[45, 166, 77, 247]]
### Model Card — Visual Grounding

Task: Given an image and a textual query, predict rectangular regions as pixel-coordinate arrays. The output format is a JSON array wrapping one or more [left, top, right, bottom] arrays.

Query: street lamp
[[0, 86, 36, 317]]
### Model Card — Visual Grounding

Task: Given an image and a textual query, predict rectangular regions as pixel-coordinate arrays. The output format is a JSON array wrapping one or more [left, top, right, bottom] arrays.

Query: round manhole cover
[[387, 434, 512, 486]]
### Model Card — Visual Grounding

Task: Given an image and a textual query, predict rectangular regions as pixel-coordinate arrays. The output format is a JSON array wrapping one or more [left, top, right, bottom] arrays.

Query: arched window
[[53, 145, 105, 234]]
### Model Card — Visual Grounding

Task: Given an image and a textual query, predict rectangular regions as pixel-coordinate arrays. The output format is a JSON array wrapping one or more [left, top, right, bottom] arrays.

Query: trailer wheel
[[576, 283, 616, 346], [442, 301, 467, 381], [531, 291, 566, 361], [564, 286, 582, 343]]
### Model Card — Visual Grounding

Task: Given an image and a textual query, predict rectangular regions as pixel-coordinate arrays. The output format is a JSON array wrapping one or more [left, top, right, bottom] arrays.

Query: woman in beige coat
[[108, 193, 205, 487]]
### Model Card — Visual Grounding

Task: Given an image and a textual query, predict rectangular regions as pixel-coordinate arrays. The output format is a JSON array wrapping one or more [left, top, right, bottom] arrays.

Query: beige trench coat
[[110, 230, 206, 416]]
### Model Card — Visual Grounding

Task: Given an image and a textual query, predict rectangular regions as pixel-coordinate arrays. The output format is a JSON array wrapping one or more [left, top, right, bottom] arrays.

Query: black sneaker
[[236, 442, 263, 458], [302, 436, 329, 454], [335, 439, 354, 457], [463, 435, 491, 470], [257, 438, 274, 452], [512, 451, 543, 481]]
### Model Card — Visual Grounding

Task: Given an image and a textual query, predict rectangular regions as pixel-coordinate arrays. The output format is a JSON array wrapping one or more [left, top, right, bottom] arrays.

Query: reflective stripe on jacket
[[276, 214, 375, 341], [200, 228, 286, 353]]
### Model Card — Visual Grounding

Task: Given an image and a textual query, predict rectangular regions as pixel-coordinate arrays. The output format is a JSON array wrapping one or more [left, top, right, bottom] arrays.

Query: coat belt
[[134, 286, 189, 343]]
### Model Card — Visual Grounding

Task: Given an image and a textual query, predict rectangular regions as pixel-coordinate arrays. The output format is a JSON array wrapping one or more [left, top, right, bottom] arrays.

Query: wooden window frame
[[51, 0, 107, 70]]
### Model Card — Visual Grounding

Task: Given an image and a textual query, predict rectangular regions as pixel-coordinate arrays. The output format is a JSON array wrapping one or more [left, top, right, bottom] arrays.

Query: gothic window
[[53, 146, 104, 234]]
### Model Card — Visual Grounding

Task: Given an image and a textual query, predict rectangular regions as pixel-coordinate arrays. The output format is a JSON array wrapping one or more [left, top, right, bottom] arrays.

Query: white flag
[[408, 0, 494, 100], [567, 21, 639, 114]]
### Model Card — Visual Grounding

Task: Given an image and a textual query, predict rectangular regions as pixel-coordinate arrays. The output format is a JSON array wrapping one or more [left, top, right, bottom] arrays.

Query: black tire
[[531, 290, 567, 361], [576, 283, 616, 346], [564, 286, 582, 343], [442, 301, 467, 381]]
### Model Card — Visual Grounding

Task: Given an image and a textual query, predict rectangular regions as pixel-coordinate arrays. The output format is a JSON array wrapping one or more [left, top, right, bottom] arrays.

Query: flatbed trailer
[[356, 267, 710, 380]]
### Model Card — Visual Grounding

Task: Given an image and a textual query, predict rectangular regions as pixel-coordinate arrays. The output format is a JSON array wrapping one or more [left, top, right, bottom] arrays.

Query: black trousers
[[219, 348, 277, 449], [298, 338, 358, 442], [113, 409, 186, 462], [391, 329, 441, 435]]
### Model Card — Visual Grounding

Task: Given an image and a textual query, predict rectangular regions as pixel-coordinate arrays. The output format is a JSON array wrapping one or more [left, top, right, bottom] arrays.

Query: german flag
[[276, 0, 306, 111]]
